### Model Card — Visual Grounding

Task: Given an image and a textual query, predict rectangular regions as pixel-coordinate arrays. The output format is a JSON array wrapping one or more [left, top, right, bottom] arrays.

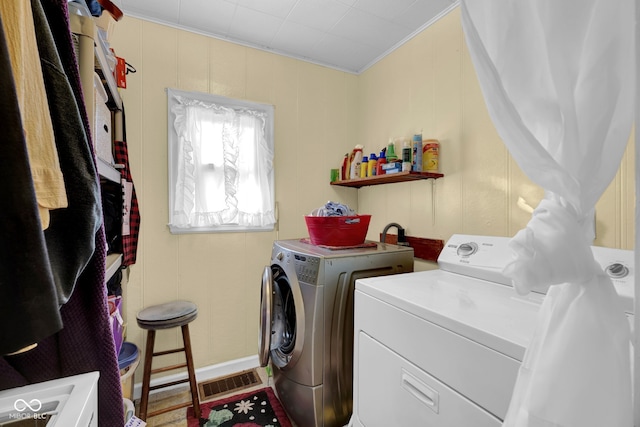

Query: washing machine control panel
[[439, 235, 634, 315], [456, 242, 479, 256], [439, 235, 513, 286], [604, 262, 629, 279], [293, 253, 320, 284], [591, 245, 633, 314]]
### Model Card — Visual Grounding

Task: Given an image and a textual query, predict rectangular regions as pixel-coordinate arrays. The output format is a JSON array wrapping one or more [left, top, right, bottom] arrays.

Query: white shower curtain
[[460, 1, 635, 426]]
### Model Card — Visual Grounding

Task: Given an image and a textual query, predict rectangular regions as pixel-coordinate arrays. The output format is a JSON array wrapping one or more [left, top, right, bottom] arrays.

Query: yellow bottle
[[360, 156, 368, 178], [368, 153, 377, 176]]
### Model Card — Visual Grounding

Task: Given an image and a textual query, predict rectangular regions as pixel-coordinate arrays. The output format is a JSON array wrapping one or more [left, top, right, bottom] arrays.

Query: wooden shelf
[[330, 171, 444, 188]]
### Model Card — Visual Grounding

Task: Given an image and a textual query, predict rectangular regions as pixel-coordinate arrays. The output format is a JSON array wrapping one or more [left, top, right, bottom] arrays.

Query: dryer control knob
[[605, 263, 629, 279], [276, 252, 284, 261], [457, 242, 478, 256]]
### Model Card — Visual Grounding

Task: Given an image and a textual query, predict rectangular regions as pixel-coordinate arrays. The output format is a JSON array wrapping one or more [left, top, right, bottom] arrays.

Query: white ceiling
[[119, 0, 459, 74]]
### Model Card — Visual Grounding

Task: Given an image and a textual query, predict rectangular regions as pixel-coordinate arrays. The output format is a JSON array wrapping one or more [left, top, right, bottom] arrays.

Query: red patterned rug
[[187, 387, 292, 427]]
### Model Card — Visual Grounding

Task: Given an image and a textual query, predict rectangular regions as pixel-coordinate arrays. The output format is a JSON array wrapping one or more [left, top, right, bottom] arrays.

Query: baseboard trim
[[131, 354, 260, 400]]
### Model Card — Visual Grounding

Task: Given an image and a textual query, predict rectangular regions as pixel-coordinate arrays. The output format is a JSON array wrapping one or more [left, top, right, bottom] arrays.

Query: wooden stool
[[136, 300, 201, 421]]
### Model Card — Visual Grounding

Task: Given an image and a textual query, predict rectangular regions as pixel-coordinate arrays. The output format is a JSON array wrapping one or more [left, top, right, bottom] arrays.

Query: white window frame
[[167, 88, 275, 234]]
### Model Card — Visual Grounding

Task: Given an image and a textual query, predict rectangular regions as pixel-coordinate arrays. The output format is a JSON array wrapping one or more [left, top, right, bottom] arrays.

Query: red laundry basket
[[304, 215, 371, 246]]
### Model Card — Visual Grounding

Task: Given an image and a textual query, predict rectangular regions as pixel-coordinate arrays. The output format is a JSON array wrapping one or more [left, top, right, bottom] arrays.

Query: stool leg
[[139, 329, 156, 421], [181, 324, 201, 419]]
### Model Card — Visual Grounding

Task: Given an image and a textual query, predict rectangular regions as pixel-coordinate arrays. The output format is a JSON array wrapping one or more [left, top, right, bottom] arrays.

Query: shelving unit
[[70, 2, 124, 286], [331, 171, 444, 188], [93, 35, 122, 110]]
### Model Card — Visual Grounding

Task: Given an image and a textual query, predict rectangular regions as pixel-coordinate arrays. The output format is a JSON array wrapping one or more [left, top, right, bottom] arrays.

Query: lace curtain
[[168, 89, 275, 232], [460, 1, 634, 425]]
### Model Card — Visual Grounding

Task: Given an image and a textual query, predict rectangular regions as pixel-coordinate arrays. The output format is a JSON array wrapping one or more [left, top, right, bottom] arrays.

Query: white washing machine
[[0, 371, 99, 426], [351, 234, 634, 426], [259, 239, 414, 427]]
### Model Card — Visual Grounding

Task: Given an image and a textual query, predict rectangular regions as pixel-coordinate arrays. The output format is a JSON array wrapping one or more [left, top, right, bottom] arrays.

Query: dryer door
[[259, 264, 298, 369], [259, 266, 273, 367]]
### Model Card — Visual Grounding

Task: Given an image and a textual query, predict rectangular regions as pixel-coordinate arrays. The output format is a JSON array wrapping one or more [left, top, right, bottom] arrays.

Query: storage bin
[[108, 295, 124, 356], [305, 215, 371, 246], [118, 342, 140, 401]]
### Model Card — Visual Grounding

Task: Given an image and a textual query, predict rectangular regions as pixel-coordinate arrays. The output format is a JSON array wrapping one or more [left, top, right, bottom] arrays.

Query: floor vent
[[198, 369, 262, 401]]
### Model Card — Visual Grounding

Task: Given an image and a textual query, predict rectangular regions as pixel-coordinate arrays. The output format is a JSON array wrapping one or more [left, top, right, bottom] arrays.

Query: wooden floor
[[134, 367, 275, 427]]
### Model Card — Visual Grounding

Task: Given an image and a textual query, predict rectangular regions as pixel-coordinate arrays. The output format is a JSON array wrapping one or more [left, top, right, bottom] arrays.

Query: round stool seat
[[137, 300, 198, 330], [136, 300, 201, 421]]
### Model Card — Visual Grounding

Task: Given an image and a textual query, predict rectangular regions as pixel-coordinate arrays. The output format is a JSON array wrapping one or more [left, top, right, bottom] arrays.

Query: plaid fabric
[[114, 137, 140, 266]]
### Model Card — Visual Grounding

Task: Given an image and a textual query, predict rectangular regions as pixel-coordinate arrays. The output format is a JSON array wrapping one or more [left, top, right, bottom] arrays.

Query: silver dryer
[[259, 239, 414, 427]]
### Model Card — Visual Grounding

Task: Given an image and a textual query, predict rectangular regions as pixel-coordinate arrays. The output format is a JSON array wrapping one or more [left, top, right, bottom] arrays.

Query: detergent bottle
[[349, 145, 363, 179], [340, 153, 349, 180], [376, 149, 387, 175], [360, 156, 368, 178], [368, 153, 377, 176]]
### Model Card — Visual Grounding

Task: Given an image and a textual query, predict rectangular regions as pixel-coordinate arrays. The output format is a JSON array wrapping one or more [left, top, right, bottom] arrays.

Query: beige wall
[[109, 7, 634, 376], [110, 17, 359, 375], [357, 8, 635, 263]]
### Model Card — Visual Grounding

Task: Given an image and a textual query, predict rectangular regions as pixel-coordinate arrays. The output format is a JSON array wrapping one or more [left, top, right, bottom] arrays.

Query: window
[[167, 88, 275, 233]]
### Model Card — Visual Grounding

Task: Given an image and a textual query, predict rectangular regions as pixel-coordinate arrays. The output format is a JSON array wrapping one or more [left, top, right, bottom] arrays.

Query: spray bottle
[[386, 139, 398, 162]]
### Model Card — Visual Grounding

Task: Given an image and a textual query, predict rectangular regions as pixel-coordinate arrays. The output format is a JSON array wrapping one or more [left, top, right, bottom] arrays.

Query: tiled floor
[[135, 367, 276, 427]]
